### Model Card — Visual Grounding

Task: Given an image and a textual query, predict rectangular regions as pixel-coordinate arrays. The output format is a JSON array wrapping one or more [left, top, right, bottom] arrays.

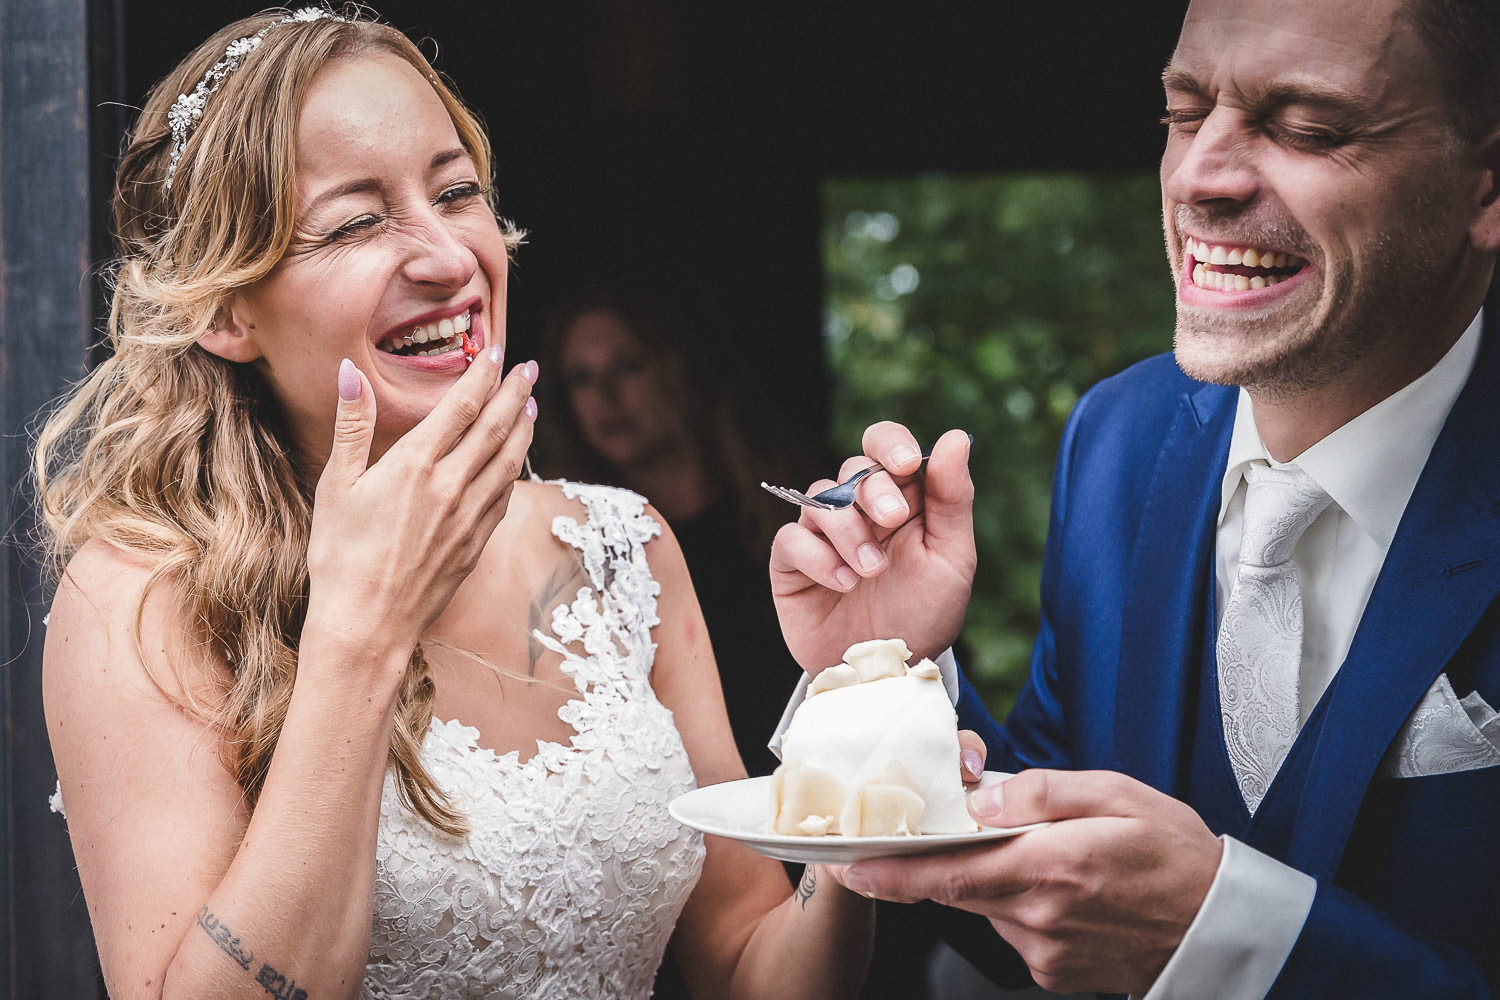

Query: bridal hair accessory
[[164, 6, 348, 191]]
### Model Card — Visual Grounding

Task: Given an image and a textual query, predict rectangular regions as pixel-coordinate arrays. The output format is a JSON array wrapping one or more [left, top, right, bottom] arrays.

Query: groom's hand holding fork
[[768, 421, 977, 674]]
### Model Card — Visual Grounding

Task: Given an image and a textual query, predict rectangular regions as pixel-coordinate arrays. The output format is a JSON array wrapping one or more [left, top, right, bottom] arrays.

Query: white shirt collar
[[1219, 309, 1484, 550]]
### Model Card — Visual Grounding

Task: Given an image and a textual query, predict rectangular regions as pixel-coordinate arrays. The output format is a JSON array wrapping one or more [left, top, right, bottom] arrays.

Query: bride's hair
[[33, 6, 519, 836]]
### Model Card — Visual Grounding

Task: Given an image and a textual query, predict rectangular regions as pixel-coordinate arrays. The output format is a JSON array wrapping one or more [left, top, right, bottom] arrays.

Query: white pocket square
[[1382, 673, 1500, 778]]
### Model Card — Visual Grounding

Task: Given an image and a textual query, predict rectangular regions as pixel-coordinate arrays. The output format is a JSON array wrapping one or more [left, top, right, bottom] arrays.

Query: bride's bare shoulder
[[46, 539, 226, 702], [52, 539, 176, 624], [506, 476, 632, 531]]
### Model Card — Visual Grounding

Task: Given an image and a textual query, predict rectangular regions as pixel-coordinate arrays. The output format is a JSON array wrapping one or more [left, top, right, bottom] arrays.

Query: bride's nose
[[402, 217, 478, 289]]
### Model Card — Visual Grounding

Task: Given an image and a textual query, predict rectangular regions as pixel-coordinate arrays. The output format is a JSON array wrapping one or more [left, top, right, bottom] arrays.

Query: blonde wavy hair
[[33, 6, 519, 836]]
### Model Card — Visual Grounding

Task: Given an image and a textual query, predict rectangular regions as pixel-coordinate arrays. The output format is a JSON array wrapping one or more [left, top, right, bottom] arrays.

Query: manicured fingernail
[[338, 358, 360, 401], [524, 396, 538, 421], [969, 786, 1003, 822], [486, 343, 504, 366], [892, 446, 921, 468], [961, 750, 984, 781], [834, 566, 858, 591], [524, 360, 539, 384], [857, 543, 885, 573], [874, 495, 905, 520], [842, 867, 872, 895]]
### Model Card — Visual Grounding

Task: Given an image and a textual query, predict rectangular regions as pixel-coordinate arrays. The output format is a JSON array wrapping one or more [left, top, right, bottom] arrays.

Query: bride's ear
[[197, 299, 263, 363]]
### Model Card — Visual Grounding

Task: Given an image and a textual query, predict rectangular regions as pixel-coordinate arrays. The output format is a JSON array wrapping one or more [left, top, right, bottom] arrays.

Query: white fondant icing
[[772, 640, 978, 836]]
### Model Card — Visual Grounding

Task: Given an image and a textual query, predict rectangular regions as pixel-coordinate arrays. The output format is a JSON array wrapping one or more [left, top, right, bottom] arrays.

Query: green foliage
[[822, 173, 1175, 717]]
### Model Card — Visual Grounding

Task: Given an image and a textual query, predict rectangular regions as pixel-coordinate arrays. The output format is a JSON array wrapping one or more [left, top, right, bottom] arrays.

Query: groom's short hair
[[1406, 0, 1500, 141]]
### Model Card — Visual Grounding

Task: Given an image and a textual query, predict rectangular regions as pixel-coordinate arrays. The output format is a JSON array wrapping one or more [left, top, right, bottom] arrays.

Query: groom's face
[[1160, 0, 1482, 400]]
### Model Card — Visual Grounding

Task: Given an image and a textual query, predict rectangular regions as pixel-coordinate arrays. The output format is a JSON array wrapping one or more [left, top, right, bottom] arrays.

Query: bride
[[35, 7, 873, 998]]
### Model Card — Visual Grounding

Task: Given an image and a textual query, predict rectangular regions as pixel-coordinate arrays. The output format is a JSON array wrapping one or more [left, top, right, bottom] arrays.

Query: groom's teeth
[[1187, 238, 1306, 292]]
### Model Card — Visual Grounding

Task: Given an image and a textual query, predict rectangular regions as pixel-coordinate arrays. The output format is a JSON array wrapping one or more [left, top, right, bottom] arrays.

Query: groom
[[771, 0, 1500, 995]]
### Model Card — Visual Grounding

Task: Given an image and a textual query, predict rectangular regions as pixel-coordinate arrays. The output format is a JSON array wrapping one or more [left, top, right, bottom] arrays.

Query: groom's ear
[[1467, 125, 1500, 253], [197, 298, 262, 363]]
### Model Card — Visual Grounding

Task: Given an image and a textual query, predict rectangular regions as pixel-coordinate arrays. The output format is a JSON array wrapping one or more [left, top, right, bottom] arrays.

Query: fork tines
[[759, 482, 837, 511]]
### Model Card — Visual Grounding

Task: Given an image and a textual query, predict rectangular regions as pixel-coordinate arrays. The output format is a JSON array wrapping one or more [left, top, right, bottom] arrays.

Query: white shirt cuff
[[1137, 835, 1315, 1000], [767, 648, 963, 760]]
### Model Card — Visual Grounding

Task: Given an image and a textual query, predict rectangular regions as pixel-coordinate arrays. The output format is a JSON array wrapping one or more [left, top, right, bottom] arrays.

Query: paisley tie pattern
[[1217, 461, 1333, 813]]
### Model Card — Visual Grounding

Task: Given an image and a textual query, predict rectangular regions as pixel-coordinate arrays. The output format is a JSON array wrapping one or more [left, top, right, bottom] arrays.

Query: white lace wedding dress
[[51, 483, 706, 998], [360, 482, 706, 999]]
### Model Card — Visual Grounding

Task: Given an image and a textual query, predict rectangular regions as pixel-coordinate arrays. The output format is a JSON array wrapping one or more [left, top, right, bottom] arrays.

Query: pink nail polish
[[524, 360, 539, 384], [338, 358, 360, 401], [524, 396, 538, 421], [486, 343, 504, 367]]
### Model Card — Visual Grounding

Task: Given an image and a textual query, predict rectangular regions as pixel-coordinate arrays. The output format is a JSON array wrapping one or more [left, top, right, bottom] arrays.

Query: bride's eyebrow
[[304, 177, 382, 216], [300, 146, 475, 216], [430, 147, 470, 172]]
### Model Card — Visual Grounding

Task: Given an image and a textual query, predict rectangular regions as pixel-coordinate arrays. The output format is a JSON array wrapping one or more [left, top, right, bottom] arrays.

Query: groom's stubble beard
[[1167, 185, 1458, 403]]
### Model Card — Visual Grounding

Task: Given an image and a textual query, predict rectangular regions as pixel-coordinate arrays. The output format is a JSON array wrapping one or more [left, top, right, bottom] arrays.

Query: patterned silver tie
[[1216, 461, 1333, 813]]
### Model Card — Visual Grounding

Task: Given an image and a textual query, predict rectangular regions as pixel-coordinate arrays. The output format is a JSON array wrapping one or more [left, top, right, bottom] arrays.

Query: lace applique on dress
[[363, 483, 706, 1000]]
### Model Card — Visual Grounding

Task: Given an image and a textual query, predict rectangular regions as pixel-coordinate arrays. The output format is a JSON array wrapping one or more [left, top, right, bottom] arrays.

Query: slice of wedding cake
[[771, 638, 979, 837]]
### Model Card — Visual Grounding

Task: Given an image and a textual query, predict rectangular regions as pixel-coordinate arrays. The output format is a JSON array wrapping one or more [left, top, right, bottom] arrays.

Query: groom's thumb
[[324, 358, 376, 486]]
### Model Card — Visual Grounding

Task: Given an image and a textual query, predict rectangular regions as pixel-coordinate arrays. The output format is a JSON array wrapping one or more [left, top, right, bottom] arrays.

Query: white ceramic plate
[[669, 772, 1048, 864]]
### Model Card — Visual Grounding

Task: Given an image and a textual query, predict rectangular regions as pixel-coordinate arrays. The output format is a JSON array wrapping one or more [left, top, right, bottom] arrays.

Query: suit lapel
[[1261, 318, 1500, 880], [1113, 380, 1237, 795]]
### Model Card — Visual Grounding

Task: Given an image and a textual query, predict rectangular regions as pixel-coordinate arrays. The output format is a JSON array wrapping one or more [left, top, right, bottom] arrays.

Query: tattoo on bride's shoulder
[[527, 557, 590, 675]]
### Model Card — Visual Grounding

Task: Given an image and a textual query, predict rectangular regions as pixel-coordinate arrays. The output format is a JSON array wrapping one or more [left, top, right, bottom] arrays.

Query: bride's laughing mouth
[[378, 306, 476, 358]]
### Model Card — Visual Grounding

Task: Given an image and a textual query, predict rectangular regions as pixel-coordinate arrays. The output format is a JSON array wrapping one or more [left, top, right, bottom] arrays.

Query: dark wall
[[116, 1, 1186, 434]]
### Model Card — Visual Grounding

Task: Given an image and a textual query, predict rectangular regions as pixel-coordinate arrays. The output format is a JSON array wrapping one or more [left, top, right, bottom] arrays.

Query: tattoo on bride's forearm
[[254, 961, 309, 1000], [796, 866, 817, 909], [196, 907, 309, 999], [197, 906, 254, 970]]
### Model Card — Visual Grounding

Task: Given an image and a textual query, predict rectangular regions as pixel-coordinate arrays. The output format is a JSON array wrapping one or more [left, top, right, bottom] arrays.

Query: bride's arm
[[647, 518, 875, 1000], [44, 541, 405, 1000], [45, 357, 536, 1000]]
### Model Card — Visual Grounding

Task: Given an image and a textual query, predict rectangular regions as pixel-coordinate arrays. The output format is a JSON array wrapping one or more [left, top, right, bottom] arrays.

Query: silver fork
[[760, 445, 936, 510]]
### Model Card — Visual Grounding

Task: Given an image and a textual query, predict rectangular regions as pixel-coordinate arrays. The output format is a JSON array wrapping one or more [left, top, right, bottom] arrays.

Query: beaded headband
[[164, 7, 348, 191]]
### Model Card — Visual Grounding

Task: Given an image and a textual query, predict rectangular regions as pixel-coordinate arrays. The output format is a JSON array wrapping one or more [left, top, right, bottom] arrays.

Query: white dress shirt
[[1144, 309, 1483, 1000]]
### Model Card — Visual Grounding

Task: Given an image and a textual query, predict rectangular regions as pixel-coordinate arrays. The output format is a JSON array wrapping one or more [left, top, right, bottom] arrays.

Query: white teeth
[[1185, 238, 1307, 292], [379, 310, 474, 354]]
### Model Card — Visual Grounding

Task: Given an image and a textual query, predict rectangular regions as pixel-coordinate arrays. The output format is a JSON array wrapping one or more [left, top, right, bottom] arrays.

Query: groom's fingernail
[[834, 566, 859, 591], [969, 786, 1003, 822], [843, 867, 872, 895], [857, 543, 885, 573], [874, 495, 905, 520], [892, 446, 921, 468]]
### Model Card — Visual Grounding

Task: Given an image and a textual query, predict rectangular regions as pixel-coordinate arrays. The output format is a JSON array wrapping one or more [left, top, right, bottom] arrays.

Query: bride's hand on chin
[[302, 349, 538, 670]]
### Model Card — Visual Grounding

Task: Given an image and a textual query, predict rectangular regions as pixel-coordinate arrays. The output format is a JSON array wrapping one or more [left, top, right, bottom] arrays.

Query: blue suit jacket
[[957, 309, 1500, 997]]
